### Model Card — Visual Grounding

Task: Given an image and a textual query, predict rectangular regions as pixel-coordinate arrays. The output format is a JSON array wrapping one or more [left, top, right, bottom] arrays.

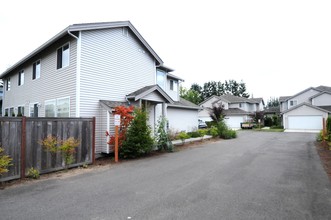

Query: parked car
[[198, 119, 207, 129]]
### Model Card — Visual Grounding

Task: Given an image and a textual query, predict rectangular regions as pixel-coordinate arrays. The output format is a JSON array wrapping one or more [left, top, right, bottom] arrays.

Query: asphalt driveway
[[1, 131, 331, 220]]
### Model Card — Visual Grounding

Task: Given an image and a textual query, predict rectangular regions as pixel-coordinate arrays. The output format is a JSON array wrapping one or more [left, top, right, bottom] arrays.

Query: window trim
[[29, 102, 39, 117], [57, 43, 70, 70], [18, 70, 24, 86], [289, 100, 297, 107], [44, 96, 70, 117], [17, 105, 25, 116], [32, 60, 41, 80]]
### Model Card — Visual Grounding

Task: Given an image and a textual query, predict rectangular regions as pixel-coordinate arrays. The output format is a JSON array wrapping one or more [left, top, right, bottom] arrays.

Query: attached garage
[[288, 116, 323, 130], [224, 116, 245, 129], [283, 103, 329, 131]]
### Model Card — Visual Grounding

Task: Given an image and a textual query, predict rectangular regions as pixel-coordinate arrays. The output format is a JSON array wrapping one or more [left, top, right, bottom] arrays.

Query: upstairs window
[[18, 70, 24, 86], [6, 78, 10, 91], [289, 100, 297, 107], [57, 43, 70, 69], [33, 60, 41, 79], [170, 80, 178, 92], [156, 70, 166, 90]]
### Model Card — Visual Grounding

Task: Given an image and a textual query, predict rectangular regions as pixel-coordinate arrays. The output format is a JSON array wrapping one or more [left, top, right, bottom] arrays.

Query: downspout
[[68, 30, 81, 117]]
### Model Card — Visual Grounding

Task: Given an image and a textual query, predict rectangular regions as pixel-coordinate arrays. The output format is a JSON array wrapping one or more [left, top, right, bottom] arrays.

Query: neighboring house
[[0, 21, 200, 154], [198, 94, 264, 129], [280, 86, 331, 130], [263, 106, 281, 118]]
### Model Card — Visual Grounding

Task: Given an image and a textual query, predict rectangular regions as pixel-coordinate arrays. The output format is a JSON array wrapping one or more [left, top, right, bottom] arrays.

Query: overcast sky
[[1, 0, 331, 102]]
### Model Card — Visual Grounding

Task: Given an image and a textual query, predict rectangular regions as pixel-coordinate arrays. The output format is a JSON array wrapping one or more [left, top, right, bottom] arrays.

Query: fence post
[[21, 116, 26, 179], [92, 117, 96, 164]]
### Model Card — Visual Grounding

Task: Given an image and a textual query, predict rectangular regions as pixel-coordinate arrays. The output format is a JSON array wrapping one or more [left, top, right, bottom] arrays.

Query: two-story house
[[280, 86, 331, 130], [0, 21, 200, 154], [198, 94, 264, 129]]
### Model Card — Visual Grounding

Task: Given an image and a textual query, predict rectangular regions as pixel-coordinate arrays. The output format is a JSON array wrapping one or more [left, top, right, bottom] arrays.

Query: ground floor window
[[29, 103, 39, 117], [18, 106, 25, 116], [45, 97, 70, 117]]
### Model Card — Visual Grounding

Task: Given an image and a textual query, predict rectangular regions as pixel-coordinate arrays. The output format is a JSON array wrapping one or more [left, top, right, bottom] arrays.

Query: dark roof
[[223, 108, 248, 116], [168, 98, 201, 110], [249, 98, 264, 104], [315, 85, 331, 93], [279, 96, 291, 102], [318, 106, 331, 112], [167, 73, 184, 81], [264, 106, 280, 114], [126, 85, 174, 104], [1, 21, 163, 78]]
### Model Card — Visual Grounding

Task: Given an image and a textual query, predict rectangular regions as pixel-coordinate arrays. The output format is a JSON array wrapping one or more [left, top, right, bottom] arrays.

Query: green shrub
[[120, 108, 154, 158], [187, 131, 201, 138], [27, 167, 40, 179], [221, 129, 237, 139], [209, 126, 219, 138], [198, 129, 207, 137], [177, 131, 190, 144], [264, 116, 272, 127], [326, 117, 331, 134], [155, 116, 173, 152], [316, 131, 323, 142], [0, 147, 12, 175], [206, 121, 217, 128]]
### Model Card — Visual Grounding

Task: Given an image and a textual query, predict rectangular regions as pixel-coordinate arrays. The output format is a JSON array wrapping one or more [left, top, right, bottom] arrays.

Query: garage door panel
[[224, 116, 244, 129], [288, 116, 322, 130]]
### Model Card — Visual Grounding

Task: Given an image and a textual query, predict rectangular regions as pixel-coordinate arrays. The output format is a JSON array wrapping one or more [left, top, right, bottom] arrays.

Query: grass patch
[[253, 128, 284, 132]]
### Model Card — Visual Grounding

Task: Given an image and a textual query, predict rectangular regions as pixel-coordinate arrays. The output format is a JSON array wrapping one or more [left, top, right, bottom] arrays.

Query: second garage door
[[224, 116, 244, 129], [288, 116, 323, 130]]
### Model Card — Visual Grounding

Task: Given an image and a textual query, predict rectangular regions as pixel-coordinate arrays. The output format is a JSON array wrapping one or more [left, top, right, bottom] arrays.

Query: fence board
[[0, 118, 21, 182], [0, 117, 95, 182]]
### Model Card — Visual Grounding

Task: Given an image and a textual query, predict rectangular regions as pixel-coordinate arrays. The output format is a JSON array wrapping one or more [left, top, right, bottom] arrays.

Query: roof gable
[[1, 21, 163, 78], [126, 85, 174, 104], [281, 102, 330, 114]]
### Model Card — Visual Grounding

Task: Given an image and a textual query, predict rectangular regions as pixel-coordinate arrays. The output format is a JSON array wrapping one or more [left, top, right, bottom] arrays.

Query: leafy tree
[[208, 104, 225, 123], [190, 83, 202, 94], [155, 116, 173, 152], [106, 105, 135, 149], [180, 86, 202, 104], [267, 97, 280, 107], [120, 108, 154, 158]]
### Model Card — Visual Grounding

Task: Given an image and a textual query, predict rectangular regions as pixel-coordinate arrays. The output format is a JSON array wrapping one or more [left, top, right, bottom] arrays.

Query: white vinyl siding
[[312, 93, 331, 106], [3, 37, 77, 117], [167, 107, 198, 132], [79, 28, 156, 154]]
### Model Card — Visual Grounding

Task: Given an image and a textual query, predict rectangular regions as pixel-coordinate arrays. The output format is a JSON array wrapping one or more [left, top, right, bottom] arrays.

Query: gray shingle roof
[[168, 98, 201, 110], [223, 108, 248, 115], [315, 85, 331, 93], [1, 21, 163, 78]]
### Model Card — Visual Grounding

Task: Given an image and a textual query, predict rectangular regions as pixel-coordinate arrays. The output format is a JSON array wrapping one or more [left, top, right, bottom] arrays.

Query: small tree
[[155, 116, 173, 152], [120, 108, 154, 158], [106, 105, 134, 150], [40, 135, 80, 169], [0, 147, 12, 175], [208, 104, 225, 123]]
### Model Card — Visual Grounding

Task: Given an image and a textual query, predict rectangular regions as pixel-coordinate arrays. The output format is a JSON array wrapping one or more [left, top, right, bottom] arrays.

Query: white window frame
[[29, 102, 39, 117], [32, 60, 41, 80], [9, 107, 15, 117], [170, 80, 178, 92], [4, 108, 9, 117], [57, 43, 70, 69], [289, 100, 297, 107], [18, 70, 24, 86], [44, 96, 70, 117], [45, 99, 57, 117], [17, 105, 25, 116], [156, 70, 166, 90], [122, 27, 128, 37]]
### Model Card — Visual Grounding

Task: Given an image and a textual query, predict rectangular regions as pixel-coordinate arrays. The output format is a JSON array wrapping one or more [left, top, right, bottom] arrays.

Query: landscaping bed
[[315, 142, 331, 182]]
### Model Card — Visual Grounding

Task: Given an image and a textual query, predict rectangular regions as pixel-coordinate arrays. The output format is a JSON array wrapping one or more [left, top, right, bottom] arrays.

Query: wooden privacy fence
[[0, 117, 95, 182]]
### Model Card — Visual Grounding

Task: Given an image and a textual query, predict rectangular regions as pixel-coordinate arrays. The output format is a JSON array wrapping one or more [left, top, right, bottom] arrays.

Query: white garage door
[[224, 116, 244, 129], [288, 116, 323, 130]]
